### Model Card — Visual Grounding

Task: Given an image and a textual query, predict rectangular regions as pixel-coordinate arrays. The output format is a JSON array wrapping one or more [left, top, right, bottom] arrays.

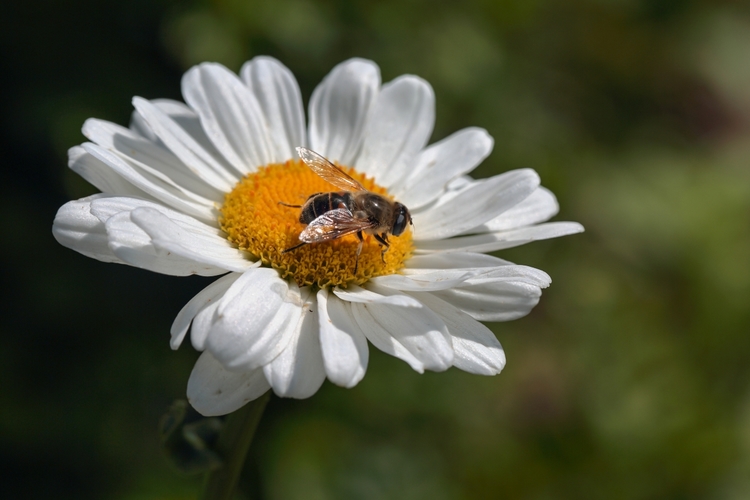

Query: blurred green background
[[2, 0, 750, 498]]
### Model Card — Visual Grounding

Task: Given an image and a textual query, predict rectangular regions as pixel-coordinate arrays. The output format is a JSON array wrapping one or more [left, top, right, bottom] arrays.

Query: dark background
[[2, 0, 750, 498]]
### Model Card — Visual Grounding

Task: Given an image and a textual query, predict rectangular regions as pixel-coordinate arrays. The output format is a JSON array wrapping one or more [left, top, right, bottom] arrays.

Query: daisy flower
[[52, 57, 583, 416]]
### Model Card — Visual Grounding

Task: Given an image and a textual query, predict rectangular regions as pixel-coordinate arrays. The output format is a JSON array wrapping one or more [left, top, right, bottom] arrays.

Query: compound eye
[[392, 205, 409, 236]]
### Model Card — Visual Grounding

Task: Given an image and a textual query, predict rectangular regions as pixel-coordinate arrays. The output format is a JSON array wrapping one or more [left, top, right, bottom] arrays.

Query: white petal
[[133, 99, 238, 172], [68, 146, 148, 198], [464, 264, 551, 287], [241, 56, 306, 161], [368, 270, 475, 292], [415, 221, 585, 253], [402, 254, 550, 290], [155, 99, 221, 151], [89, 195, 173, 222], [351, 288, 454, 372], [132, 96, 240, 188], [466, 186, 559, 233], [187, 350, 270, 417], [52, 195, 124, 263], [170, 273, 241, 350], [130, 105, 157, 141], [333, 284, 421, 307], [182, 63, 273, 173], [308, 58, 380, 165], [83, 118, 225, 201], [405, 252, 513, 270], [89, 195, 214, 226], [408, 292, 505, 375], [432, 280, 544, 322], [392, 128, 493, 209], [83, 142, 217, 223], [203, 269, 302, 370], [446, 175, 473, 191], [317, 288, 369, 388], [263, 288, 326, 398], [129, 207, 256, 273], [413, 169, 540, 241], [90, 197, 255, 274], [104, 212, 229, 276], [355, 75, 434, 187], [191, 292, 224, 352], [349, 302, 423, 372]]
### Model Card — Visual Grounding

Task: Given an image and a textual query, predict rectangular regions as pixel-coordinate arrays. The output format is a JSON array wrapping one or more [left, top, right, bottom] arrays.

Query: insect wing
[[296, 147, 367, 192], [299, 208, 375, 243]]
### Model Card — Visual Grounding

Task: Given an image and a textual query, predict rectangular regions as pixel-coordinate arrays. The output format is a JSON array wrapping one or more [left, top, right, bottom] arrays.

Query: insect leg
[[282, 241, 308, 253], [354, 231, 364, 275], [278, 201, 303, 208], [374, 233, 390, 262]]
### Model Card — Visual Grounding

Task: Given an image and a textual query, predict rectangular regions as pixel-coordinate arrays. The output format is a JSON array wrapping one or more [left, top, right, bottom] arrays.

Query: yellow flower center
[[220, 159, 414, 288]]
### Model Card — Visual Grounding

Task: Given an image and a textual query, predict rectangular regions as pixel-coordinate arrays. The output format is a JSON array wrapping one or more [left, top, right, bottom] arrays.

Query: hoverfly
[[281, 147, 412, 274]]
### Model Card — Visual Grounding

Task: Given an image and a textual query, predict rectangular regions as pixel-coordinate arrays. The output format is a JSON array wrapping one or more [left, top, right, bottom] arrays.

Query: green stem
[[200, 391, 271, 500]]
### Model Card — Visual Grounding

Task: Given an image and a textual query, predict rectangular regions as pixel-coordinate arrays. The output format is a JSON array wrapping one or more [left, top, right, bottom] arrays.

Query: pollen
[[220, 159, 414, 288]]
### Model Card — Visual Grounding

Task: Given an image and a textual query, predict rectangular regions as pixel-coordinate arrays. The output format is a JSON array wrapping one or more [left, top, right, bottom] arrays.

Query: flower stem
[[200, 391, 271, 500]]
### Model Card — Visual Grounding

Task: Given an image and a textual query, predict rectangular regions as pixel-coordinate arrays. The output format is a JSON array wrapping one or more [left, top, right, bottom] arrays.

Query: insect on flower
[[282, 147, 413, 274], [53, 56, 584, 415]]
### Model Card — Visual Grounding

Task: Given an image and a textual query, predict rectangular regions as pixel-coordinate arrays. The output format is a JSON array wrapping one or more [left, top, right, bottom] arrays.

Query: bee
[[281, 147, 413, 274]]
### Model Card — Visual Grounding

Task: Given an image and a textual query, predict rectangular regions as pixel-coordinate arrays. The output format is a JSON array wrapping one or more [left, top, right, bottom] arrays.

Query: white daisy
[[52, 57, 583, 416]]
